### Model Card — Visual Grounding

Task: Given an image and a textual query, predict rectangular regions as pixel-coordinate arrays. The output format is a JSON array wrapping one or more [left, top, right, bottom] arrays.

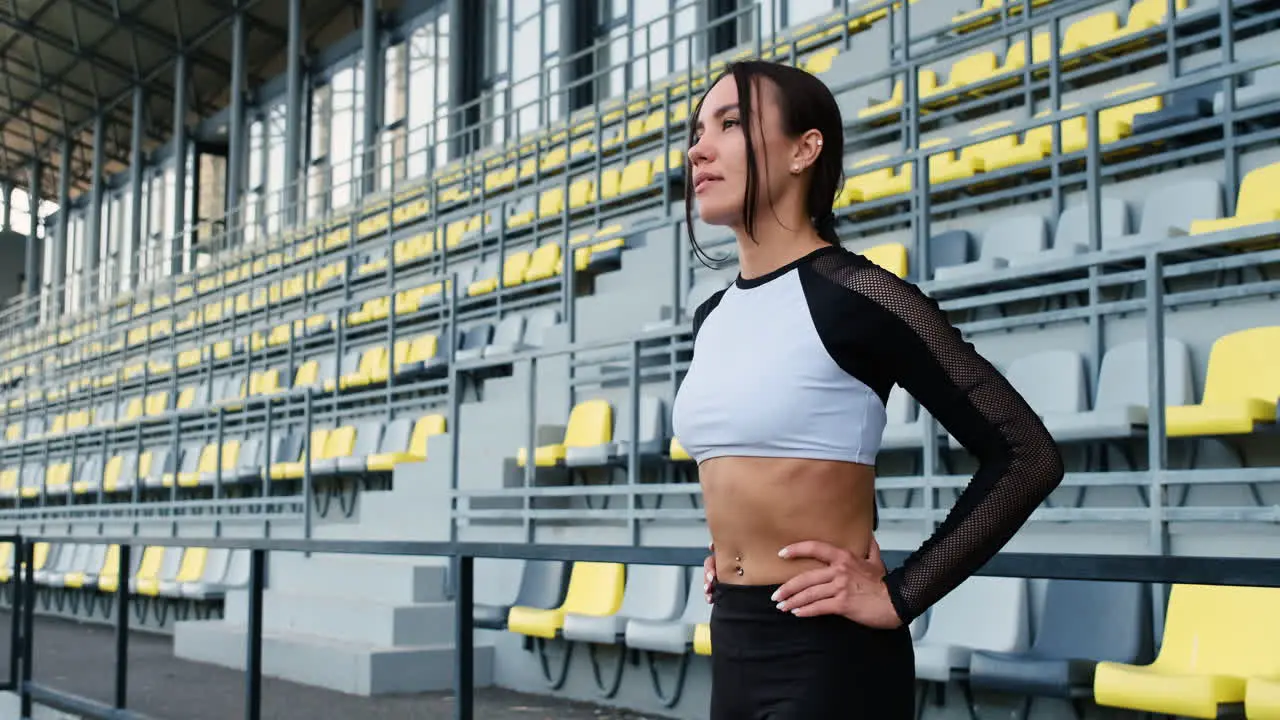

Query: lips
[[693, 171, 723, 194]]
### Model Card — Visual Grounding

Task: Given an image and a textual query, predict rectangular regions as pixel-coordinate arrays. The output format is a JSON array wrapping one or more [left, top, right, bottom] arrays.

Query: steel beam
[[362, 0, 380, 196], [283, 0, 303, 227], [171, 54, 187, 276], [85, 113, 105, 306], [127, 86, 144, 290], [51, 141, 69, 315], [30, 160, 46, 312], [226, 7, 247, 245]]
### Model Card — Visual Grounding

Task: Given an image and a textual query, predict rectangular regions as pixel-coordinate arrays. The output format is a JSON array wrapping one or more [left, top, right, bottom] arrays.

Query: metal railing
[[4, 533, 1280, 719]]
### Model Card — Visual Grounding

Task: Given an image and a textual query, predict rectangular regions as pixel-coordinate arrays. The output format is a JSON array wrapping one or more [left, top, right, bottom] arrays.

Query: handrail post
[[20, 540, 36, 718], [245, 548, 265, 720], [114, 543, 131, 710], [453, 551, 473, 720], [8, 534, 22, 692]]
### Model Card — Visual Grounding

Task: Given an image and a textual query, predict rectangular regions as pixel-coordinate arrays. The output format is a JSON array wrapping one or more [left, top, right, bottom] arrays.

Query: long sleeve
[[809, 249, 1065, 625]]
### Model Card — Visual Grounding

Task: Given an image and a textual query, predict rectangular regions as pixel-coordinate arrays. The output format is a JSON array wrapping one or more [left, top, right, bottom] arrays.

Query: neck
[[734, 209, 830, 280]]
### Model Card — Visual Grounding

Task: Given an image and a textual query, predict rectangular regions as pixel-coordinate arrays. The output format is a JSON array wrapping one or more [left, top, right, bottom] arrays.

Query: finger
[[788, 596, 846, 618], [770, 566, 838, 602], [779, 540, 846, 565], [775, 580, 841, 613]]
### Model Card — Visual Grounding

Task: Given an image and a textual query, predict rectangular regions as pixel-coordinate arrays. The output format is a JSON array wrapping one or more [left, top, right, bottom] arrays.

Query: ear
[[790, 129, 825, 175]]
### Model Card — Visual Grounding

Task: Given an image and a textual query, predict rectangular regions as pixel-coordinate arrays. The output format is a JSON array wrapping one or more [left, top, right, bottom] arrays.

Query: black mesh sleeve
[[811, 250, 1064, 625]]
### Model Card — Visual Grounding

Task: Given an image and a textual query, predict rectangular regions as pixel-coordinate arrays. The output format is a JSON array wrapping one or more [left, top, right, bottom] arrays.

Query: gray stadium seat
[[1047, 337, 1194, 441], [1133, 177, 1223, 243], [968, 580, 1152, 700], [564, 395, 665, 467], [172, 547, 229, 598], [351, 418, 412, 473], [881, 386, 937, 451], [561, 564, 686, 644], [1033, 198, 1132, 260], [644, 276, 726, 331], [1131, 82, 1217, 135], [913, 576, 1030, 684], [74, 456, 103, 495], [1007, 348, 1088, 422], [474, 560, 566, 630], [932, 215, 1048, 281], [183, 548, 250, 600], [35, 543, 72, 585], [624, 568, 711, 654], [1213, 65, 1280, 114], [454, 324, 494, 361], [315, 420, 382, 476], [479, 314, 525, 359]]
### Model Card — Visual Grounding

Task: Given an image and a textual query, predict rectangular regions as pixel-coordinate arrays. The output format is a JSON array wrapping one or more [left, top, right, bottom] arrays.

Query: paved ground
[[0, 611, 671, 720]]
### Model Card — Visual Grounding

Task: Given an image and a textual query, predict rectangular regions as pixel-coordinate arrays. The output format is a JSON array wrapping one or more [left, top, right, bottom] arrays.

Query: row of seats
[[1, 542, 248, 604], [888, 325, 1279, 450], [478, 558, 1280, 719], [0, 413, 444, 500], [2, 0, 909, 366], [0, 209, 640, 395], [0, 305, 559, 443]]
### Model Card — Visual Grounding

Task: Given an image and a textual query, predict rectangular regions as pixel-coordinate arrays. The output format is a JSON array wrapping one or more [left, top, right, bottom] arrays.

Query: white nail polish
[[776, 602, 786, 611], [778, 548, 788, 558], [769, 590, 780, 602]]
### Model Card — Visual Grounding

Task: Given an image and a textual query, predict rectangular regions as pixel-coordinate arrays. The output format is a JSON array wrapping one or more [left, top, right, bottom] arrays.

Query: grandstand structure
[[0, 0, 1277, 717]]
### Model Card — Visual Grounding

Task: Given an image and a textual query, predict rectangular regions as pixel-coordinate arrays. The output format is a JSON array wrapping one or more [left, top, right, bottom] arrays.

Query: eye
[[722, 117, 739, 131]]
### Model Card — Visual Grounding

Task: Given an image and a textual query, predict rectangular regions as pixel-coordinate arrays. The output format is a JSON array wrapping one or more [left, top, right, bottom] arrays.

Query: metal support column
[[51, 148, 69, 312], [85, 113, 105, 305], [127, 85, 145, 289], [284, 0, 304, 227], [171, 54, 188, 275], [2, 182, 11, 231], [446, 0, 482, 160], [362, 0, 380, 195], [29, 160, 45, 315], [227, 7, 247, 247]]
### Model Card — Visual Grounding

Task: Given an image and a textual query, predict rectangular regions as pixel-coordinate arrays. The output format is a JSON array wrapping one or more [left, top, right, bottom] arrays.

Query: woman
[[670, 60, 1065, 718]]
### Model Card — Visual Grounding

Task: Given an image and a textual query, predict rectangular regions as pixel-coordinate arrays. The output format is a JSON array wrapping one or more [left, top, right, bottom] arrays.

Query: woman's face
[[688, 74, 795, 227]]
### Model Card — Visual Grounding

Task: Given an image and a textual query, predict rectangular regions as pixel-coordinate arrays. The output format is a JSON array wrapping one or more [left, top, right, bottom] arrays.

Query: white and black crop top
[[671, 244, 1064, 624]]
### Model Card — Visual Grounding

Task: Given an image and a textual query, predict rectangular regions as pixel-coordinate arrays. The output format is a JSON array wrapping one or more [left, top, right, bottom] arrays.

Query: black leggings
[[709, 582, 916, 720]]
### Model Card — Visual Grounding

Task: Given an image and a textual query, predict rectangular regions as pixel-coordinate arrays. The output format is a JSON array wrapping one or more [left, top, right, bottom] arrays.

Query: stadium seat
[[1004, 348, 1089, 425], [1188, 162, 1280, 236], [693, 623, 711, 655], [968, 579, 1152, 700], [517, 399, 613, 467], [365, 414, 446, 471], [932, 214, 1048, 281], [859, 243, 909, 278], [1046, 338, 1195, 442], [1165, 326, 1280, 437], [562, 564, 686, 644], [564, 396, 664, 467], [506, 561, 626, 640], [314, 421, 381, 476], [625, 568, 712, 654], [1094, 584, 1280, 718], [913, 576, 1029, 684], [1132, 177, 1223, 245], [1248, 678, 1280, 719], [475, 560, 567, 630], [1034, 198, 1131, 260], [158, 547, 209, 598]]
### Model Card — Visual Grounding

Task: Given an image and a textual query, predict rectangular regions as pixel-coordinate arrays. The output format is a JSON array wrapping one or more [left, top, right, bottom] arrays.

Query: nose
[[688, 136, 711, 167]]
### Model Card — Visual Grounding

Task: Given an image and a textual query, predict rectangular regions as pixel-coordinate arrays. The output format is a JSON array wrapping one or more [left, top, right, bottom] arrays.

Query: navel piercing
[[734, 554, 744, 576]]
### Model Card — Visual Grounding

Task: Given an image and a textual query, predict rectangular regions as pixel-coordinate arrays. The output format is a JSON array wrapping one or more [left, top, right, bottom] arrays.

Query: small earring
[[792, 165, 800, 173]]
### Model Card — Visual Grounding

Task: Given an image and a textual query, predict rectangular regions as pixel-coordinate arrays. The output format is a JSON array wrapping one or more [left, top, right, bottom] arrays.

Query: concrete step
[[223, 589, 458, 647], [173, 619, 493, 696], [267, 554, 449, 604]]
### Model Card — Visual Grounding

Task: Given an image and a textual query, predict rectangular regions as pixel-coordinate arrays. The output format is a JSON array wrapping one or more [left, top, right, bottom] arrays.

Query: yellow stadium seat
[[169, 547, 208, 590], [1061, 11, 1122, 56], [693, 622, 712, 655], [501, 251, 532, 289], [923, 51, 999, 102], [1094, 584, 1280, 718], [506, 562, 626, 639], [568, 178, 595, 209], [270, 428, 331, 480], [1189, 162, 1280, 236], [860, 243, 909, 278], [1249, 678, 1280, 720], [669, 437, 692, 462], [1113, 0, 1187, 41], [517, 399, 613, 467], [366, 414, 447, 471], [618, 159, 653, 195], [1165, 326, 1279, 437], [523, 244, 562, 282], [132, 546, 167, 596]]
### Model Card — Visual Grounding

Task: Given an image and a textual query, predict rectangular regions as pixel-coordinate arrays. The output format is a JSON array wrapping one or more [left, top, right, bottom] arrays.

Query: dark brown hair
[[684, 60, 846, 268]]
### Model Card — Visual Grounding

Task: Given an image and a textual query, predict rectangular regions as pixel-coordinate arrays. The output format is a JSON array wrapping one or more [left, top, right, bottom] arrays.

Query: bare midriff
[[700, 456, 877, 586]]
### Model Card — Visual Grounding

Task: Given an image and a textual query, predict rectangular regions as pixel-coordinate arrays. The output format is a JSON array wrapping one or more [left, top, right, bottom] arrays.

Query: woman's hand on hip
[[703, 541, 716, 604], [770, 536, 903, 629]]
